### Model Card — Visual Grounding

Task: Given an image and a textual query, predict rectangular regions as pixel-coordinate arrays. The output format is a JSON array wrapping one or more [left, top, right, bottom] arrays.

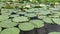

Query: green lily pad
[[48, 32, 60, 34], [17, 12, 26, 15], [24, 9, 34, 12], [0, 20, 18, 28], [1, 27, 20, 34], [1, 9, 9, 13], [0, 15, 9, 21], [0, 27, 2, 33], [30, 20, 44, 28], [38, 10, 50, 15], [13, 16, 29, 22], [9, 15, 19, 17], [38, 15, 46, 19], [51, 11, 59, 14], [19, 23, 34, 31], [42, 17, 53, 23], [52, 18, 60, 25], [25, 13, 37, 17], [49, 8, 59, 11], [49, 15, 59, 18]]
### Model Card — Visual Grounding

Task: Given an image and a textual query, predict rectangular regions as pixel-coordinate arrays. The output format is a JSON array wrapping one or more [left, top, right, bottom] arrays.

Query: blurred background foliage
[[0, 0, 60, 3]]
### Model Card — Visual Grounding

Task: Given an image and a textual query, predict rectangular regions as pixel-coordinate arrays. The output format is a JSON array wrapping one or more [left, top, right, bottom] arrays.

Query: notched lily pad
[[30, 20, 44, 28], [19, 23, 34, 31], [52, 18, 60, 25], [42, 17, 53, 23]]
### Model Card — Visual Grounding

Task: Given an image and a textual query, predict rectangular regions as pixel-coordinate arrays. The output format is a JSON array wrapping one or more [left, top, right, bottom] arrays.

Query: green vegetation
[[0, 27, 20, 34], [13, 16, 29, 22], [0, 19, 18, 28], [0, 0, 60, 34], [19, 23, 34, 31], [48, 32, 60, 34], [30, 20, 44, 28]]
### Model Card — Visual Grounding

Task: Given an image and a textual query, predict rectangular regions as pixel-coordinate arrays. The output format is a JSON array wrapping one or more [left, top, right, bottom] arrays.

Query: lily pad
[[0, 14, 9, 21], [1, 9, 9, 13], [30, 20, 44, 28], [52, 18, 60, 25], [48, 15, 59, 18], [9, 14, 19, 17], [19, 23, 34, 31], [42, 17, 53, 23], [0, 27, 2, 33], [0, 19, 18, 28], [24, 9, 34, 12], [1, 27, 20, 34], [38, 15, 46, 19], [25, 13, 37, 17], [38, 10, 50, 15], [48, 32, 60, 34], [13, 16, 29, 22]]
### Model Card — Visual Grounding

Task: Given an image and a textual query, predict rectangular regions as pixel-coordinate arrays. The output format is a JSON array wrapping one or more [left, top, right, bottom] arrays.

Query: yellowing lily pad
[[19, 23, 34, 31]]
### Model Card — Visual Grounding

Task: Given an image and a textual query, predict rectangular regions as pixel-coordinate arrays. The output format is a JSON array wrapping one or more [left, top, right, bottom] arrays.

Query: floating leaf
[[48, 15, 59, 18], [0, 19, 18, 28], [1, 27, 20, 34], [38, 15, 46, 19], [0, 27, 2, 33], [13, 16, 29, 22], [52, 18, 60, 25], [9, 15, 19, 17], [25, 13, 37, 17], [42, 17, 53, 23], [38, 10, 50, 15], [48, 32, 60, 34], [30, 20, 44, 28], [19, 23, 34, 31], [1, 9, 9, 13], [0, 15, 9, 21]]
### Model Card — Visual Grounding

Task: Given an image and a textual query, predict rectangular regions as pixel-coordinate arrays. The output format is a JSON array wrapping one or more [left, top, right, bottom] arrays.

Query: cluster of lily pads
[[0, 0, 60, 34]]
